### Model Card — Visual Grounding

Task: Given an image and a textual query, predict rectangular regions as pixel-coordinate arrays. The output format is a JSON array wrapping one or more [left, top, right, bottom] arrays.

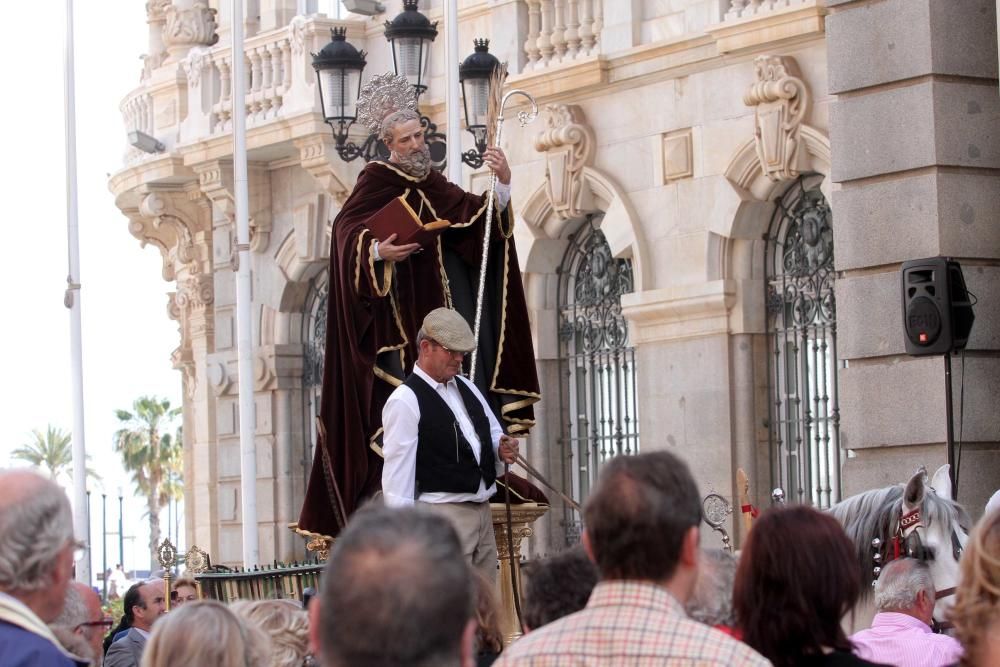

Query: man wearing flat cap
[[382, 308, 520, 581]]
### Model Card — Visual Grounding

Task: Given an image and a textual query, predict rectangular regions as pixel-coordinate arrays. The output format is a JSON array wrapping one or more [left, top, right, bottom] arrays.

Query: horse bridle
[[871, 506, 963, 630]]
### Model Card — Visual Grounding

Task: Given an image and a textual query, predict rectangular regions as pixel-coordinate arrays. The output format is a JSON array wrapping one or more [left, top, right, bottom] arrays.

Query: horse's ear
[[904, 469, 926, 506], [930, 464, 952, 499]]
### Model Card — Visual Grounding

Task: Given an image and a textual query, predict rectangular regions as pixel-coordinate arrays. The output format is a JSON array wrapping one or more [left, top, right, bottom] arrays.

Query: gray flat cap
[[421, 307, 476, 353]]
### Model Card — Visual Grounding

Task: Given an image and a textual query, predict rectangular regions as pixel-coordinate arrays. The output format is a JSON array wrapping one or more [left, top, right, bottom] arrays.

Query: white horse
[[828, 464, 971, 632]]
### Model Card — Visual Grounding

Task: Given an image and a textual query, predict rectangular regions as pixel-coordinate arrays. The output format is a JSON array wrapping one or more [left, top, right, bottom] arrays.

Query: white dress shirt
[[382, 365, 504, 507]]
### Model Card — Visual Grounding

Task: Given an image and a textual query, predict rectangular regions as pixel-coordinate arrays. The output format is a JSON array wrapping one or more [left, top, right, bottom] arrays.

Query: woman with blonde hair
[[950, 509, 1000, 666], [140, 599, 271, 667], [230, 599, 312, 667]]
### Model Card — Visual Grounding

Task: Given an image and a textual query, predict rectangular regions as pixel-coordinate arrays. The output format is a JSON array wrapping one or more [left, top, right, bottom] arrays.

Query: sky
[[0, 2, 182, 580]]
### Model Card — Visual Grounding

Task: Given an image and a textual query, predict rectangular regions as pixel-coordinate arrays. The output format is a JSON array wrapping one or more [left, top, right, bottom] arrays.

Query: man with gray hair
[[850, 557, 963, 666], [308, 505, 476, 667], [51, 582, 107, 665], [685, 548, 738, 633], [0, 469, 87, 666]]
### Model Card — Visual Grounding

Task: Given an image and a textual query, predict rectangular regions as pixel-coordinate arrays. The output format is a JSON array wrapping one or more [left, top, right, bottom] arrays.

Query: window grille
[[765, 177, 841, 507], [557, 217, 638, 542]]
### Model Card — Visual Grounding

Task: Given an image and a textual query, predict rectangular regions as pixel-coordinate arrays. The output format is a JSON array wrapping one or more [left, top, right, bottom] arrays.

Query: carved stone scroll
[[743, 55, 809, 183], [533, 104, 596, 221]]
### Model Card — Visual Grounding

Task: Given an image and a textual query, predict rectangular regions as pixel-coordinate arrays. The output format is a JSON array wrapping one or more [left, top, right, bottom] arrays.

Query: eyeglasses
[[76, 617, 114, 631], [430, 340, 468, 358], [170, 591, 198, 603], [71, 540, 87, 563]]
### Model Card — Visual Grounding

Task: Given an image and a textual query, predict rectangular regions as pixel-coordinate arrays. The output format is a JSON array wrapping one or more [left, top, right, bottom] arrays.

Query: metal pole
[[85, 490, 91, 586], [232, 0, 260, 569], [445, 0, 461, 184], [102, 494, 108, 601], [944, 353, 957, 500], [118, 491, 124, 569], [63, 0, 90, 587]]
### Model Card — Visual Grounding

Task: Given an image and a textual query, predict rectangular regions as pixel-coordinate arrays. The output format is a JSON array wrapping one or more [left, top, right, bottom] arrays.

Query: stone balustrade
[[522, 0, 603, 71], [120, 86, 155, 164], [725, 0, 817, 21]]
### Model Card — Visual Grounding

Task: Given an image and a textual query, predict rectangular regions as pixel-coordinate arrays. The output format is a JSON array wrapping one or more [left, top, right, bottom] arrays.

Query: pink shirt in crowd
[[850, 612, 963, 667]]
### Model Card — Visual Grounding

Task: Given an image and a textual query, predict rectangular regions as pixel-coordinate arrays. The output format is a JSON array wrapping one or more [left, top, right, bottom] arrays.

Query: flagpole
[[63, 0, 90, 586], [445, 0, 461, 184], [232, 0, 259, 569]]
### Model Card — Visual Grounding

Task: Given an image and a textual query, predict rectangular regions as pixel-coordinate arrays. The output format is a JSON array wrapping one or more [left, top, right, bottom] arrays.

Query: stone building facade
[[110, 0, 1000, 565]]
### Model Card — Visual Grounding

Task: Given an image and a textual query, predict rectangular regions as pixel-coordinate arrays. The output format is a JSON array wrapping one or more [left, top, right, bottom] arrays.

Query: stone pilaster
[[826, 0, 1000, 515]]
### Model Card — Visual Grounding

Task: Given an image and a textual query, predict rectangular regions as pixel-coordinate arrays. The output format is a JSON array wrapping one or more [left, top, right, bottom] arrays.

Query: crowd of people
[[0, 455, 998, 667]]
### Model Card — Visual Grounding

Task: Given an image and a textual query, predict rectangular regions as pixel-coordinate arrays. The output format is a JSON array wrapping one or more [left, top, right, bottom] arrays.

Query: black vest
[[404, 373, 497, 498]]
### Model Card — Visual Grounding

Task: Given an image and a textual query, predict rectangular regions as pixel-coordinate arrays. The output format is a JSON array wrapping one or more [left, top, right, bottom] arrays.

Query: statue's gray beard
[[394, 145, 431, 179]]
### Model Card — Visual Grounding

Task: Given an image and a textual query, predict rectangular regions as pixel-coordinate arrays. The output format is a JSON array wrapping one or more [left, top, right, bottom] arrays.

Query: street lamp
[[313, 3, 496, 170], [312, 27, 384, 163], [383, 0, 437, 98], [458, 39, 501, 170]]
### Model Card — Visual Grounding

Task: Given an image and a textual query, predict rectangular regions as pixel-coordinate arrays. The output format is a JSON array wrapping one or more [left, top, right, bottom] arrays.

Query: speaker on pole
[[901, 257, 975, 356]]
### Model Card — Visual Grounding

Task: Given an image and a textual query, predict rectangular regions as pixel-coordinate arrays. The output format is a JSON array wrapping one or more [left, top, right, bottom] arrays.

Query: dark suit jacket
[[104, 627, 147, 667]]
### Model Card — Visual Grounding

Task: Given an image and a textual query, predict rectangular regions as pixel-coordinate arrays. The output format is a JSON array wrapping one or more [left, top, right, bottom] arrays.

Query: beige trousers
[[420, 500, 497, 584]]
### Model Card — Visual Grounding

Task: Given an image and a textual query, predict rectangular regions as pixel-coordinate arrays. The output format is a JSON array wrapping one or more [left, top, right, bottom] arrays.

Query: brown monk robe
[[294, 160, 541, 542]]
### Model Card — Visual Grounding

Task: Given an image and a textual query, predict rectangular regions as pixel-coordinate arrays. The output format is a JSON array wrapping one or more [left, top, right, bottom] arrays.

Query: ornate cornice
[[119, 186, 212, 281]]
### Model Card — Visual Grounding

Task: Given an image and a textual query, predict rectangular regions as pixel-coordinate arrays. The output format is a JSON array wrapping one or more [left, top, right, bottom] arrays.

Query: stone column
[[163, 0, 219, 64], [826, 0, 1000, 514]]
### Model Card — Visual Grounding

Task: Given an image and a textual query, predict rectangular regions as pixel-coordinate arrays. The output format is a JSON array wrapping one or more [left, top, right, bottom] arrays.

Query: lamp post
[[312, 2, 496, 171], [118, 489, 124, 570], [101, 493, 107, 601]]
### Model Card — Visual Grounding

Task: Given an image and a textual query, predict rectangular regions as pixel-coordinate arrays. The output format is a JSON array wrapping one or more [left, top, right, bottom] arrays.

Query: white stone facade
[[110, 0, 1000, 565]]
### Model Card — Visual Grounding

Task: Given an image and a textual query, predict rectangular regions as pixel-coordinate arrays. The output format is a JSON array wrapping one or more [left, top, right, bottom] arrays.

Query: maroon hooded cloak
[[294, 161, 541, 542]]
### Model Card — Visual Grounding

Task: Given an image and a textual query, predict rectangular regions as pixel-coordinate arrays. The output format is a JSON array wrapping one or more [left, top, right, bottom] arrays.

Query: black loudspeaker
[[901, 257, 975, 356]]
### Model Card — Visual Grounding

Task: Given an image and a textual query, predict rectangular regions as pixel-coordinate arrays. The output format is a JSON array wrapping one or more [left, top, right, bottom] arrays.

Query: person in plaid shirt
[[496, 451, 769, 666]]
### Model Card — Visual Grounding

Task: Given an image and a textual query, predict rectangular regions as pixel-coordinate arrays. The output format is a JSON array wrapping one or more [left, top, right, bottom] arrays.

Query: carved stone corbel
[[120, 187, 212, 281], [163, 1, 219, 63], [533, 104, 596, 221], [743, 55, 810, 183], [294, 136, 351, 205], [194, 160, 273, 254]]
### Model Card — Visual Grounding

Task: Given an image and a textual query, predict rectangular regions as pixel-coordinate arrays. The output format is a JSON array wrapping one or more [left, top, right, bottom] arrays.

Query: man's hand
[[377, 233, 421, 262], [498, 434, 519, 465], [483, 147, 511, 185]]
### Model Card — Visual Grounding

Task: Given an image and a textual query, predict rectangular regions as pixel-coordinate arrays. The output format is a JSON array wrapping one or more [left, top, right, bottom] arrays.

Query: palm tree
[[114, 396, 183, 567], [12, 424, 100, 482]]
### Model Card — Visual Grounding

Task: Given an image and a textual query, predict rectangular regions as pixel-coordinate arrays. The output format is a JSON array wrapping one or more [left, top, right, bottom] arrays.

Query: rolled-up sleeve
[[381, 389, 420, 507]]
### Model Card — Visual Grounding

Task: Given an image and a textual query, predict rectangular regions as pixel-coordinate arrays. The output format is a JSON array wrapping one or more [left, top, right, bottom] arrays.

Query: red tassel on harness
[[892, 536, 901, 560]]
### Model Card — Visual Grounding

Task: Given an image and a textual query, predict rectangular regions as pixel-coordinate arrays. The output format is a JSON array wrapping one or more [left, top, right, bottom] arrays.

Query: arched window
[[302, 272, 328, 467], [557, 216, 638, 542], [765, 176, 840, 508]]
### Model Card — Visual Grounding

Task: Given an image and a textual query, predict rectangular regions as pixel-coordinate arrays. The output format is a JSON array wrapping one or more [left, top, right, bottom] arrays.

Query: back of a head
[[231, 599, 310, 667], [686, 548, 738, 627], [51, 581, 88, 629], [521, 546, 598, 631], [733, 505, 860, 667], [0, 469, 74, 594], [582, 451, 701, 581], [950, 509, 1000, 667], [140, 600, 270, 667], [873, 558, 934, 613], [318, 505, 473, 667]]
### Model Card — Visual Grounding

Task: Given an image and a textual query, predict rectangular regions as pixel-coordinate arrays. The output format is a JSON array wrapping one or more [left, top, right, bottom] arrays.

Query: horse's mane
[[829, 481, 973, 599], [829, 485, 904, 596]]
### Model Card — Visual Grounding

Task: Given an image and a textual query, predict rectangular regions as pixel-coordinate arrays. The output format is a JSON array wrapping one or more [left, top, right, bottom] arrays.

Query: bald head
[[0, 469, 76, 621]]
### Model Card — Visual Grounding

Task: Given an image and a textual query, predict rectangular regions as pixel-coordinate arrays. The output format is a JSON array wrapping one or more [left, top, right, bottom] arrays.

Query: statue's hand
[[484, 147, 511, 185], [378, 233, 421, 262]]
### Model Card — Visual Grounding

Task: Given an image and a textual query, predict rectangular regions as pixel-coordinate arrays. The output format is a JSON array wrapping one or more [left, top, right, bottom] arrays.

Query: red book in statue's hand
[[365, 195, 451, 249]]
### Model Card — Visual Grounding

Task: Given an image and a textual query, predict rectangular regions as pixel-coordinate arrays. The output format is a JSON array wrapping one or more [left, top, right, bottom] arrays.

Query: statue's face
[[386, 118, 425, 157]]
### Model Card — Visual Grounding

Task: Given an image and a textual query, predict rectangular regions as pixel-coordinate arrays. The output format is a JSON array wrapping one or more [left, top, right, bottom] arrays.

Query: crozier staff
[[382, 308, 519, 583]]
